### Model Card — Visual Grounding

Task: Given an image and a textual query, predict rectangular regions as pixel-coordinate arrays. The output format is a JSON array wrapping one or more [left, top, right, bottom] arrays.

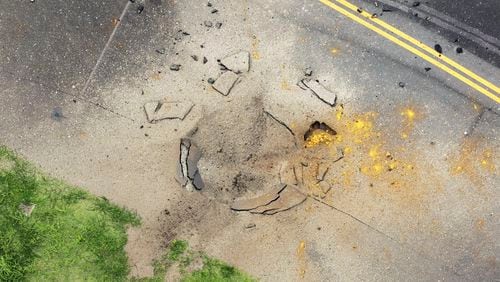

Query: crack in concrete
[[80, 0, 132, 97]]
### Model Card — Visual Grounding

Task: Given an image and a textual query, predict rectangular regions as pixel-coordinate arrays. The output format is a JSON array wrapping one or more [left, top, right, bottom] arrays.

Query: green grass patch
[[136, 239, 255, 282], [0, 146, 140, 281]]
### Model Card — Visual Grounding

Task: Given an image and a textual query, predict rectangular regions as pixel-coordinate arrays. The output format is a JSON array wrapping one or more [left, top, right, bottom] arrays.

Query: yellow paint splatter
[[336, 104, 344, 120], [304, 131, 335, 148], [450, 138, 496, 186], [400, 106, 422, 139], [296, 240, 307, 279], [330, 47, 340, 55], [251, 34, 261, 60]]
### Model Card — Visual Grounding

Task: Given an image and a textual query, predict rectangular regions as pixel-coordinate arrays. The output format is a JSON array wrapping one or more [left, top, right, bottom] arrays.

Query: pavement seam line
[[80, 0, 131, 97], [319, 0, 500, 104], [333, 0, 500, 95]]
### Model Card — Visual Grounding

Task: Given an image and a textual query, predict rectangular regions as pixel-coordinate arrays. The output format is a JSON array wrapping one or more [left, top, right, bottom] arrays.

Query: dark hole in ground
[[303, 121, 337, 141]]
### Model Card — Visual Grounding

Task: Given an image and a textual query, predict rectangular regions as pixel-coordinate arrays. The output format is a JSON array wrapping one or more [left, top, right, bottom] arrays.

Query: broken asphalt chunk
[[220, 51, 250, 74], [212, 71, 240, 96], [175, 139, 205, 191], [170, 64, 181, 71], [230, 184, 286, 211], [144, 101, 194, 123], [300, 79, 337, 107]]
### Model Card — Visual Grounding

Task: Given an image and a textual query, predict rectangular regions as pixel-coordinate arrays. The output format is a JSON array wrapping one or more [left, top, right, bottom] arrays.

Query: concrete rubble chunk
[[316, 163, 329, 182], [212, 71, 240, 96], [19, 203, 35, 216], [230, 184, 286, 211], [250, 185, 307, 215], [279, 161, 297, 185], [301, 79, 337, 107], [144, 101, 194, 123], [220, 51, 250, 74], [175, 139, 205, 191]]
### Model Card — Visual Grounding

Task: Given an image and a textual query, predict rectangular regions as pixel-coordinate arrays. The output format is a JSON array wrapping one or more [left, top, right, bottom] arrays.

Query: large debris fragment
[[299, 79, 337, 107], [212, 71, 240, 96], [250, 186, 307, 215], [19, 203, 35, 216], [144, 101, 193, 123], [175, 139, 205, 191], [220, 51, 250, 74], [231, 184, 286, 211], [231, 184, 306, 214]]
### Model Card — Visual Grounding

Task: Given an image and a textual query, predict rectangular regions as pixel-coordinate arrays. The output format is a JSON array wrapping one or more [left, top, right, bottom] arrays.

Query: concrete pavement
[[0, 0, 498, 280]]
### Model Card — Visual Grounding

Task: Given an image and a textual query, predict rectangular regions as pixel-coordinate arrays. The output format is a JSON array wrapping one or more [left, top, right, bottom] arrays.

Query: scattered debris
[[304, 68, 313, 77], [175, 139, 205, 191], [456, 47, 463, 54], [204, 21, 213, 28], [424, 67, 431, 72], [299, 79, 337, 107], [191, 55, 199, 61], [398, 81, 405, 88], [211, 9, 218, 14], [434, 44, 443, 54], [212, 71, 240, 96], [203, 57, 208, 64], [137, 4, 144, 14], [207, 77, 215, 84], [156, 48, 166, 54], [220, 51, 250, 74], [207, 2, 212, 7], [215, 22, 223, 29], [170, 64, 181, 71], [19, 203, 35, 216], [144, 101, 194, 123], [245, 223, 256, 229]]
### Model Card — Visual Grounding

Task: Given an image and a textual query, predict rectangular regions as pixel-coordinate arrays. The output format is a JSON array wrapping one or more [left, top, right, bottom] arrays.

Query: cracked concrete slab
[[144, 101, 193, 123], [212, 71, 240, 96], [220, 51, 250, 74]]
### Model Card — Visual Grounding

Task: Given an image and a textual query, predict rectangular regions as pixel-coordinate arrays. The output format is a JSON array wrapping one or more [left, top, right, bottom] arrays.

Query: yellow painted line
[[319, 0, 500, 103], [334, 0, 500, 94]]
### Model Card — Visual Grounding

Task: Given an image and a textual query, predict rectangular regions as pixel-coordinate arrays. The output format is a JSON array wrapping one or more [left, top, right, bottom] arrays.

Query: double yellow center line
[[319, 0, 500, 103]]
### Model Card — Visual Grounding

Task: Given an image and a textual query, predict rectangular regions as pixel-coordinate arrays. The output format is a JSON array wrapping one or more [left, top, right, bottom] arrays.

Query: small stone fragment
[[204, 21, 213, 27], [144, 101, 194, 123], [300, 79, 337, 107], [207, 2, 212, 7], [156, 48, 166, 54], [434, 44, 442, 54], [191, 55, 199, 61], [215, 22, 223, 29], [304, 68, 313, 76], [212, 71, 240, 96], [19, 203, 35, 216], [424, 67, 431, 72], [220, 51, 250, 73], [456, 47, 463, 54], [203, 57, 208, 64], [398, 82, 405, 88], [245, 223, 256, 229], [211, 9, 218, 13], [170, 64, 181, 71], [412, 1, 420, 7], [137, 4, 144, 14], [207, 77, 215, 84]]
